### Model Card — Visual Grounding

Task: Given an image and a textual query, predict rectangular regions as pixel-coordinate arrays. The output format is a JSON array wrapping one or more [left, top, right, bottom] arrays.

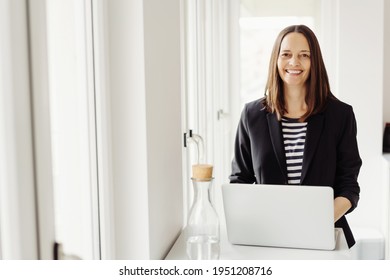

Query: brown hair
[[264, 25, 335, 121]]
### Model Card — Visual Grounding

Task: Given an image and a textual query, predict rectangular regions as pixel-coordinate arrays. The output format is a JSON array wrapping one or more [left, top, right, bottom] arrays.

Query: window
[[46, 0, 99, 259], [182, 0, 231, 221], [29, 0, 100, 260]]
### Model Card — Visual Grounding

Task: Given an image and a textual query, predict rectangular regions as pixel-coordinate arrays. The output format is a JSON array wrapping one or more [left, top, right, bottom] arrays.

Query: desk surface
[[165, 225, 352, 260]]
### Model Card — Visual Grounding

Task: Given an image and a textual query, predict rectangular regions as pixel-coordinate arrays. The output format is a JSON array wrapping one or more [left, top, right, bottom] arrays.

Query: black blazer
[[230, 97, 362, 248]]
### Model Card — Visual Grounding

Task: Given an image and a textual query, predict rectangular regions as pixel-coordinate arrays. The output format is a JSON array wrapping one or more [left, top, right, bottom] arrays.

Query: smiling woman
[[230, 24, 362, 248], [235, 4, 389, 257]]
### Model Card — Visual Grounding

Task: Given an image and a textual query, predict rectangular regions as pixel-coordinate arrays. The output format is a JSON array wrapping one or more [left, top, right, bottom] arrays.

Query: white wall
[[106, 0, 183, 259], [336, 0, 384, 231]]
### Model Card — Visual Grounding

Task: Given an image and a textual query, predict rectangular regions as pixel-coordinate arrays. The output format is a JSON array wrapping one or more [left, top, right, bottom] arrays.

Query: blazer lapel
[[267, 113, 288, 183], [300, 113, 324, 183]]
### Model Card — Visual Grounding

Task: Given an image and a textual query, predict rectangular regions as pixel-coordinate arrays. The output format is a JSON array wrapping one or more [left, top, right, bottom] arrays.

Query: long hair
[[264, 25, 335, 121]]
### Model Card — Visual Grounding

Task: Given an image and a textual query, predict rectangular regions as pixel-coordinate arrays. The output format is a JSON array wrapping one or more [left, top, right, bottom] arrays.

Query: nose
[[288, 56, 300, 66]]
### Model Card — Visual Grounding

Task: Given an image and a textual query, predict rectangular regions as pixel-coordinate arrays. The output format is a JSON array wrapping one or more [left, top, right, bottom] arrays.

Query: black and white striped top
[[281, 117, 307, 185]]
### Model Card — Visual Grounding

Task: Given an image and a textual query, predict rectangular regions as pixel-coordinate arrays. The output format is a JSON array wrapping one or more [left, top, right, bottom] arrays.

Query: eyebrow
[[280, 49, 311, 52]]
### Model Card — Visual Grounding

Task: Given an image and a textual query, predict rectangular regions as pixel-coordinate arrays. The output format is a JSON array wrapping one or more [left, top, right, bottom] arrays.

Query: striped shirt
[[281, 117, 307, 185]]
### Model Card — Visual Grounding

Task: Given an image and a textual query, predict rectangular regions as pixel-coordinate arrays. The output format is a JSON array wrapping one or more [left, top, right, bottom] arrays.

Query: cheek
[[306, 63, 311, 79], [277, 68, 284, 80], [277, 59, 282, 69], [277, 61, 284, 76], [305, 61, 311, 72]]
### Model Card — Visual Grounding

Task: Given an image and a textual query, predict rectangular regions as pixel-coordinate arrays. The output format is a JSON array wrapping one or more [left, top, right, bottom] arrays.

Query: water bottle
[[186, 164, 220, 260]]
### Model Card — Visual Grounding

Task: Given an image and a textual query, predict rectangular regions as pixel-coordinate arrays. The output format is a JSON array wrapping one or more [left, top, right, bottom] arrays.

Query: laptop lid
[[222, 183, 335, 250]]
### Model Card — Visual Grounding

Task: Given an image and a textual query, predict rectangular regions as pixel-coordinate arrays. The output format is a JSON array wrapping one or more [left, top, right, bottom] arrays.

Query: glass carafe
[[186, 174, 220, 260]]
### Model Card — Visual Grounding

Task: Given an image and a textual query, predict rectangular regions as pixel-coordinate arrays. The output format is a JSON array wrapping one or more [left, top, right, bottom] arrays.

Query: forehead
[[280, 32, 310, 51]]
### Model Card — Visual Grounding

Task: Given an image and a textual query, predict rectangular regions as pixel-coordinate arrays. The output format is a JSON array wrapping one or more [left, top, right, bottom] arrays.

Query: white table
[[165, 225, 352, 260]]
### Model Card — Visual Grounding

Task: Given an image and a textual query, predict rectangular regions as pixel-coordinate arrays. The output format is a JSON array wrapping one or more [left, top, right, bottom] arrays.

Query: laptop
[[222, 183, 336, 250]]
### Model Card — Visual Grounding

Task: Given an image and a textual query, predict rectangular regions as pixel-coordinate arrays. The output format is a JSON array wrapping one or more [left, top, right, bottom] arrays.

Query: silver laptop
[[222, 183, 336, 250]]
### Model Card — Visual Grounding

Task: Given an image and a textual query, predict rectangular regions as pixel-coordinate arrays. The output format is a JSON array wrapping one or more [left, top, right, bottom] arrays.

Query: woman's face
[[277, 32, 311, 88]]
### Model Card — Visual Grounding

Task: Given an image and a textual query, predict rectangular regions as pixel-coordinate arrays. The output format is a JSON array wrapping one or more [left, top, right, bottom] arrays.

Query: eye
[[280, 52, 291, 58], [300, 53, 311, 58]]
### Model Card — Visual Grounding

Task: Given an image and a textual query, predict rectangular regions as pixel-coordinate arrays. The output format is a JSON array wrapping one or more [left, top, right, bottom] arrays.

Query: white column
[[0, 0, 38, 259], [106, 0, 183, 259], [106, 0, 150, 259], [27, 0, 56, 260], [143, 0, 184, 260]]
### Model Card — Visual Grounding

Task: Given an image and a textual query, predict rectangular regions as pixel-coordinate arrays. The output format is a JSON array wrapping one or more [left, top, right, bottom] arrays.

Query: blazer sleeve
[[334, 105, 362, 214], [229, 105, 256, 183]]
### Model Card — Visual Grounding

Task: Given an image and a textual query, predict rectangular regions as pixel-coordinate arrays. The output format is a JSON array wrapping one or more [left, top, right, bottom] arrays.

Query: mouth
[[285, 69, 303, 75]]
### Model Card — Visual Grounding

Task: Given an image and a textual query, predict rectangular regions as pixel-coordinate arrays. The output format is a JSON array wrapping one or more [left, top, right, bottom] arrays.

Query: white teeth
[[286, 70, 302, 74]]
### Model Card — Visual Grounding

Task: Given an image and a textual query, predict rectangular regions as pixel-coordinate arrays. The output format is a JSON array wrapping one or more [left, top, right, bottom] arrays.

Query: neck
[[283, 86, 307, 119]]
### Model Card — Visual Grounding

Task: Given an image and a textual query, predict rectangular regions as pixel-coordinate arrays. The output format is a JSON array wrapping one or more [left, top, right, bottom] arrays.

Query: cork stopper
[[192, 164, 213, 180]]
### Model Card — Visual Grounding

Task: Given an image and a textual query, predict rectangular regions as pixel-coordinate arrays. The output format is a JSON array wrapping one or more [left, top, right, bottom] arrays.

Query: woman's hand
[[334, 196, 352, 223]]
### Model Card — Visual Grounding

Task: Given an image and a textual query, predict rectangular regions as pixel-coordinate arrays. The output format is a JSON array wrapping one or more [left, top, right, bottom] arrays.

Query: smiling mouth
[[286, 69, 303, 74]]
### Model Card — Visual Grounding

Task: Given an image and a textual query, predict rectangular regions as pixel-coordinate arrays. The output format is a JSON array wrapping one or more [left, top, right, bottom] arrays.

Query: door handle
[[217, 109, 229, 120], [53, 242, 82, 260]]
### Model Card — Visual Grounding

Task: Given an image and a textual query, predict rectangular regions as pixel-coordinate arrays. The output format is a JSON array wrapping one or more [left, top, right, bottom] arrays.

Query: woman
[[230, 25, 362, 248]]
